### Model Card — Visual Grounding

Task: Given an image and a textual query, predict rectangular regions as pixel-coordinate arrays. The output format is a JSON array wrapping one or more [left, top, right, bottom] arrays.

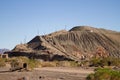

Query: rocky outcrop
[[9, 26, 120, 61]]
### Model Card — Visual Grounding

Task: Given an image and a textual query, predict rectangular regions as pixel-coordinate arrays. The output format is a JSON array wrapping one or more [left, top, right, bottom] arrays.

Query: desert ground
[[0, 67, 94, 80]]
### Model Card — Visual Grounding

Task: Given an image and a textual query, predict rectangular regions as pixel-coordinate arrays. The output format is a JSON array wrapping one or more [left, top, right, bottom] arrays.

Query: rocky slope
[[7, 26, 120, 61]]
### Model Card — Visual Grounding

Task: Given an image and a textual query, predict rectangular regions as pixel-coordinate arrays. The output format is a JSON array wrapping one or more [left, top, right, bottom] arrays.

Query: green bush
[[86, 68, 120, 80]]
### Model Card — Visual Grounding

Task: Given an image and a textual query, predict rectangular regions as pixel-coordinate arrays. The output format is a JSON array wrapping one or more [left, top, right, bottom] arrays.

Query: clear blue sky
[[0, 0, 120, 50]]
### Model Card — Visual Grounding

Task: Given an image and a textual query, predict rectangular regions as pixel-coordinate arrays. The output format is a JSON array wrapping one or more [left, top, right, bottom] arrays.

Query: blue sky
[[0, 0, 120, 49]]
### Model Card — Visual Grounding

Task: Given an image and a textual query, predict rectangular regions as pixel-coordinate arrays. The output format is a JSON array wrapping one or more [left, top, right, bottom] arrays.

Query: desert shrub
[[56, 61, 71, 67], [40, 61, 56, 67], [69, 61, 80, 67], [86, 68, 120, 80], [39, 61, 80, 67], [0, 58, 6, 67], [54, 61, 79, 67], [28, 59, 40, 69], [89, 57, 120, 67], [10, 57, 40, 69], [89, 58, 101, 67]]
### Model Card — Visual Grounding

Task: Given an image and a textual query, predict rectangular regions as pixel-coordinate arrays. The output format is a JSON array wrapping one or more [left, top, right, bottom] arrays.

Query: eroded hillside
[[8, 26, 120, 61]]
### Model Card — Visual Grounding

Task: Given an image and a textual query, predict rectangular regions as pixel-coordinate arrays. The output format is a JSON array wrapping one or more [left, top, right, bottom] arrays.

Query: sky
[[0, 0, 120, 50]]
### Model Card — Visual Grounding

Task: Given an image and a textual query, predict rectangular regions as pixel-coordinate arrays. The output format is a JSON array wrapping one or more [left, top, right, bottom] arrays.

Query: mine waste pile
[[7, 26, 120, 61]]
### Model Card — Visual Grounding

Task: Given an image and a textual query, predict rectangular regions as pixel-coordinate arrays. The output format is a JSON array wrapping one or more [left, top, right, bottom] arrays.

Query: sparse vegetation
[[0, 56, 80, 69], [27, 58, 40, 69], [40, 61, 80, 67], [40, 61, 56, 67], [89, 57, 120, 67], [0, 57, 40, 70], [0, 58, 6, 67], [86, 68, 120, 80], [10, 56, 40, 69], [54, 61, 80, 67]]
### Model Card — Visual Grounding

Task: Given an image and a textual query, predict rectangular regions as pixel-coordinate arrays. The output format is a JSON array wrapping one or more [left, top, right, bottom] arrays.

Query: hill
[[7, 26, 120, 61], [0, 49, 9, 54]]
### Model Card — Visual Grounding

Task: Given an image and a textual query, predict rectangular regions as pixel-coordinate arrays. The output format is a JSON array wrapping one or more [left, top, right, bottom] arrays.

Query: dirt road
[[0, 67, 94, 80]]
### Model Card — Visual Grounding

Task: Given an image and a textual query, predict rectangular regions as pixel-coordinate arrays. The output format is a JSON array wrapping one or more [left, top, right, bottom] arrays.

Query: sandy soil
[[0, 67, 94, 80]]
